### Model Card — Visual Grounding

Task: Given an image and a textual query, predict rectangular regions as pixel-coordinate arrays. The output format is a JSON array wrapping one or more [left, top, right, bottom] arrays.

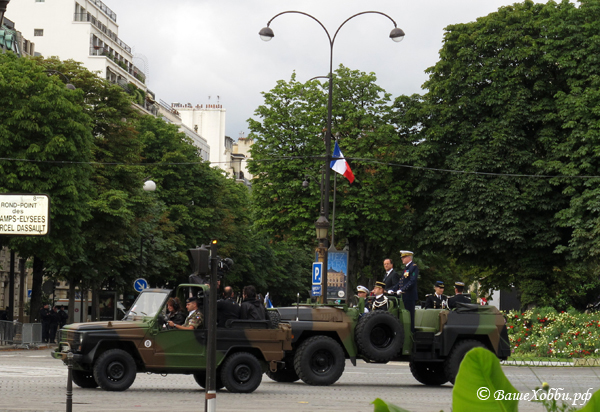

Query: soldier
[[371, 281, 389, 311], [168, 297, 203, 329], [424, 281, 448, 309], [382, 258, 400, 290], [448, 281, 472, 309], [355, 285, 370, 313], [393, 250, 419, 333]]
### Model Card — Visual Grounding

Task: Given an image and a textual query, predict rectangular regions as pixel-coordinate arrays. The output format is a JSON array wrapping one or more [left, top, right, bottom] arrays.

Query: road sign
[[133, 278, 149, 293], [311, 285, 322, 297], [0, 194, 50, 236], [312, 262, 323, 285]]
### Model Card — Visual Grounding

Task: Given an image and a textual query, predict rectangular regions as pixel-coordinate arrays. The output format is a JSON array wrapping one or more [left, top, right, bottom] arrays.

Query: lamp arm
[[331, 11, 399, 46], [265, 11, 333, 46]]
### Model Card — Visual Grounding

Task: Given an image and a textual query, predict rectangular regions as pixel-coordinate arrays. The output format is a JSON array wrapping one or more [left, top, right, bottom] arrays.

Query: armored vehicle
[[52, 284, 292, 393], [267, 297, 510, 386]]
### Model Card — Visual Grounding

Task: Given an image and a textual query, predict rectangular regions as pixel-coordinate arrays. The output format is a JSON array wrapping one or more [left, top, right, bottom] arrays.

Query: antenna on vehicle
[[296, 293, 300, 321]]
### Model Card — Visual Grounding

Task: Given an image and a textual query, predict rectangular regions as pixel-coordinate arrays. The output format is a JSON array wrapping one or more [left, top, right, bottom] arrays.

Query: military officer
[[355, 285, 370, 313], [393, 250, 419, 332], [448, 281, 472, 309], [371, 281, 389, 311], [169, 297, 204, 329], [424, 281, 448, 309]]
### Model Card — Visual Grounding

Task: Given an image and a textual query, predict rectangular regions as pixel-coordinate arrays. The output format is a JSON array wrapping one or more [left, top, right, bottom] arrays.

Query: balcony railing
[[90, 0, 117, 22], [91, 46, 145, 84], [75, 13, 131, 54]]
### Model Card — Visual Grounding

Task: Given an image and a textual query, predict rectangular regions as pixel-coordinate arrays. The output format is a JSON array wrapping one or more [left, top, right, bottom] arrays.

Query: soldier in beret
[[448, 281, 471, 309], [425, 281, 448, 309], [169, 297, 204, 330], [371, 281, 389, 311]]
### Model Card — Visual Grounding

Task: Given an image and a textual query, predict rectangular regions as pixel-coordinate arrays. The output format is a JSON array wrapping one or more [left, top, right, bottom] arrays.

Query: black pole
[[205, 240, 218, 412], [8, 250, 15, 321]]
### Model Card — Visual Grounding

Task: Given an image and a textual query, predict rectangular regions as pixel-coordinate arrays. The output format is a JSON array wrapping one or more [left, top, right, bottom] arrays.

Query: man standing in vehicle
[[168, 297, 203, 329], [382, 258, 400, 290], [394, 250, 418, 332], [448, 281, 471, 309]]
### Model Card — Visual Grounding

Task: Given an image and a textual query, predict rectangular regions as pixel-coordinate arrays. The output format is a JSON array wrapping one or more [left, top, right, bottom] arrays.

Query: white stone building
[[6, 0, 156, 114]]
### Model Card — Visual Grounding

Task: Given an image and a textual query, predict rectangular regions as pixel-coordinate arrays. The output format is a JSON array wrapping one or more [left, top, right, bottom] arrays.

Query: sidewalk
[[0, 343, 56, 351]]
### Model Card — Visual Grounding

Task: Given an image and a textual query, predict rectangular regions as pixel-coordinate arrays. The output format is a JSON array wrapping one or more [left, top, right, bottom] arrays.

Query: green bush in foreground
[[505, 307, 600, 359]]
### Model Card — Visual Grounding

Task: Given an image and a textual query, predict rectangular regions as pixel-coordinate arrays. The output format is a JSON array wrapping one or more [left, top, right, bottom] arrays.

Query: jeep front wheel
[[93, 349, 137, 391], [71, 370, 98, 388], [294, 336, 345, 386], [444, 339, 486, 384], [220, 352, 263, 393], [409, 361, 448, 386]]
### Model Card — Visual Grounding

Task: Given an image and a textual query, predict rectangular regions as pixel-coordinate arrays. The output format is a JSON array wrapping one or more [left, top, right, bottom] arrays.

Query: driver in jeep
[[168, 296, 204, 330]]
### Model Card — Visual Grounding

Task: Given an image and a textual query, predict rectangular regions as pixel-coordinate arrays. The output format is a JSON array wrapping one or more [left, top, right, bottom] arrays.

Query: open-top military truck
[[266, 297, 510, 386], [52, 284, 293, 393]]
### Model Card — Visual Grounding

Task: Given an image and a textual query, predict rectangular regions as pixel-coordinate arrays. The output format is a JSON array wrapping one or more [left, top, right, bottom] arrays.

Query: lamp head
[[143, 180, 156, 192], [389, 27, 405, 43], [259, 26, 274, 42]]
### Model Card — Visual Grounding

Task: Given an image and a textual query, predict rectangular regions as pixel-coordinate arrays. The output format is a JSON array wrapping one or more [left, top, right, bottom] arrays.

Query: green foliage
[[453, 348, 519, 412], [371, 398, 410, 412]]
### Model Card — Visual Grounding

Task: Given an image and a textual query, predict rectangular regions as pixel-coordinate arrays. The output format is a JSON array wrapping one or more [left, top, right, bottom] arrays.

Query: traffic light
[[187, 245, 210, 278]]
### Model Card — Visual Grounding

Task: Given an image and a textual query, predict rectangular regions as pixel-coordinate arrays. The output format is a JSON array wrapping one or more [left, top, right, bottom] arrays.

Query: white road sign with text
[[0, 194, 50, 236]]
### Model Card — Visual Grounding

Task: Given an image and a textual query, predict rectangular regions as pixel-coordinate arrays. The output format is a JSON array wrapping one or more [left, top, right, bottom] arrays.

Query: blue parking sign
[[312, 262, 323, 285]]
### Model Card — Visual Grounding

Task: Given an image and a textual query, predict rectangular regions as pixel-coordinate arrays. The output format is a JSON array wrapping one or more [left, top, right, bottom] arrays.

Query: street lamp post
[[260, 11, 404, 302]]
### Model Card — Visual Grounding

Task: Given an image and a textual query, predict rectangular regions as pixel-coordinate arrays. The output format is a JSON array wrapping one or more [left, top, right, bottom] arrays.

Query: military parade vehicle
[[266, 296, 510, 386], [52, 284, 293, 393]]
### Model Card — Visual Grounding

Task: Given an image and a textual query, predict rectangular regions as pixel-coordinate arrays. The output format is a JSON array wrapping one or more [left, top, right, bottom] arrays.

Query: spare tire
[[355, 310, 404, 362], [267, 310, 281, 329]]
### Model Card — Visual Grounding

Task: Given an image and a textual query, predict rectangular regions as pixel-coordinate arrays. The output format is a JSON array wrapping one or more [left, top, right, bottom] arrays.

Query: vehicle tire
[[93, 349, 137, 391], [193, 370, 224, 390], [293, 336, 345, 386], [267, 310, 281, 329], [220, 352, 263, 393], [71, 369, 99, 388], [355, 311, 404, 362], [409, 361, 448, 386], [265, 356, 299, 383], [444, 339, 486, 384]]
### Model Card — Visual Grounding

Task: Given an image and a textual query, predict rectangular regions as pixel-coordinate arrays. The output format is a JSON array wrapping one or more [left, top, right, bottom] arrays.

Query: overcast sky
[[110, 1, 549, 141]]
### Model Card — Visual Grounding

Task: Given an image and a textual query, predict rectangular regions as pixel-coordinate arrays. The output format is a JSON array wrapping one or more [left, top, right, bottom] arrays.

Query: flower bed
[[505, 307, 600, 359]]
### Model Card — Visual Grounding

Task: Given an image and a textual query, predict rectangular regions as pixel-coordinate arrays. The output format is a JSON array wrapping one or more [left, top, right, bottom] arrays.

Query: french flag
[[330, 141, 355, 183]]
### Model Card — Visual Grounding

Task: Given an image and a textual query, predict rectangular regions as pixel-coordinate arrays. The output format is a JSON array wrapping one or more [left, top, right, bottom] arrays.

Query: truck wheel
[[444, 339, 486, 384], [355, 311, 404, 362], [71, 370, 98, 388], [220, 352, 263, 393], [93, 349, 137, 391], [409, 361, 448, 386], [294, 336, 345, 386], [193, 371, 224, 390], [265, 356, 299, 383]]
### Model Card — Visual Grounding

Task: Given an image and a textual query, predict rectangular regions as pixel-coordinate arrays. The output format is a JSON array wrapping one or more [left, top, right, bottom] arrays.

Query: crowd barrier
[[0, 321, 43, 348]]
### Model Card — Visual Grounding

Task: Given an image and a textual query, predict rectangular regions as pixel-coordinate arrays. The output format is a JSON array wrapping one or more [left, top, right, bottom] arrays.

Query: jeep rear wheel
[[444, 339, 486, 384], [355, 311, 404, 362], [71, 370, 98, 388], [294, 336, 345, 386], [93, 349, 136, 391], [193, 371, 224, 390], [409, 361, 448, 386], [220, 352, 263, 393]]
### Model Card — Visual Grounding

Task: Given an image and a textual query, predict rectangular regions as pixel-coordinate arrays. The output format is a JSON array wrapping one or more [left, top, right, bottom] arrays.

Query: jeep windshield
[[123, 289, 170, 321]]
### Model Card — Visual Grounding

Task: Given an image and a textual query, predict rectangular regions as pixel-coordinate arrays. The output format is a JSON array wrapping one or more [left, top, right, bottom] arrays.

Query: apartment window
[[34, 29, 44, 36]]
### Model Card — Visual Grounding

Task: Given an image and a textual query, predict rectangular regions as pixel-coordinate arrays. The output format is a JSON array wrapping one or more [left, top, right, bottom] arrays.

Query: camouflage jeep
[[52, 284, 292, 393], [267, 297, 510, 386]]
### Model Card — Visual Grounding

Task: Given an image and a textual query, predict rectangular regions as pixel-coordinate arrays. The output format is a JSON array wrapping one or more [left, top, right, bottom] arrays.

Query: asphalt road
[[0, 348, 599, 411]]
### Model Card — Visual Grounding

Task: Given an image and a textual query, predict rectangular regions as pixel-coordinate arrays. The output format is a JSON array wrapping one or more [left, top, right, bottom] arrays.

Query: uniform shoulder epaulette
[[425, 293, 432, 297]]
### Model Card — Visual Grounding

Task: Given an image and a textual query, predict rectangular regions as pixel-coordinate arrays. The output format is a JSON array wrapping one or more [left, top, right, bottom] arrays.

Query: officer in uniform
[[448, 281, 471, 309], [424, 281, 448, 309], [393, 250, 418, 332], [371, 281, 389, 311], [168, 297, 204, 329], [355, 285, 370, 313]]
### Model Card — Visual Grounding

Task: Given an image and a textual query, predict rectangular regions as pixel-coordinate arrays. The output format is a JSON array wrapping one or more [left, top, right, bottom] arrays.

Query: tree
[[248, 66, 416, 292], [0, 53, 95, 318], [404, 0, 600, 308]]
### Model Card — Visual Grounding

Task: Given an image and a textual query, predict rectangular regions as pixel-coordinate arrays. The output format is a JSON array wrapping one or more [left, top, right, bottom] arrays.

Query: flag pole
[[330, 171, 337, 249]]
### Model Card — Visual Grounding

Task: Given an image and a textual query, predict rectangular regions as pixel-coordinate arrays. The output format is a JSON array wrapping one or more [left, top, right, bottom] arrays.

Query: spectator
[[58, 306, 68, 328], [240, 285, 267, 320], [39, 304, 51, 343], [217, 286, 240, 327], [48, 306, 59, 344]]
